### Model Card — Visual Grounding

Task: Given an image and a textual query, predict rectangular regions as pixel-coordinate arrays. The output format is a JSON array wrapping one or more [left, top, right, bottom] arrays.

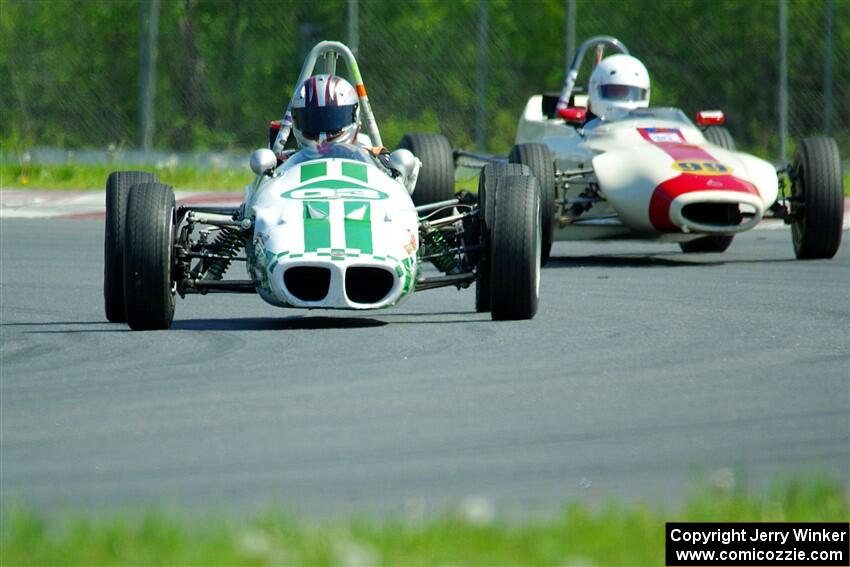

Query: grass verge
[[2, 479, 846, 566], [0, 163, 253, 192], [2, 163, 849, 197]]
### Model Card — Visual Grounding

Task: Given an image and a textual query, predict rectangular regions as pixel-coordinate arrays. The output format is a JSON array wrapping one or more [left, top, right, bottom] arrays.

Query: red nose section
[[637, 128, 758, 231], [648, 174, 759, 231]]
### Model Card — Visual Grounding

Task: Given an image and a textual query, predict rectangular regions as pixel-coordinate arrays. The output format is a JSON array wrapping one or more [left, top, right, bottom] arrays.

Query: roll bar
[[555, 35, 630, 113], [271, 41, 382, 155]]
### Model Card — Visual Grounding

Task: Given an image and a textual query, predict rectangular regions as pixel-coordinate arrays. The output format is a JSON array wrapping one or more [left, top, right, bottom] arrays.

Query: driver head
[[292, 74, 361, 150], [588, 54, 650, 120]]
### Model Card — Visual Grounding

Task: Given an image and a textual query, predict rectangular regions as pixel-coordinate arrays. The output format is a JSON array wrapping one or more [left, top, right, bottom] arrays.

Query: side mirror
[[557, 107, 586, 124], [250, 148, 277, 175], [696, 110, 724, 126]]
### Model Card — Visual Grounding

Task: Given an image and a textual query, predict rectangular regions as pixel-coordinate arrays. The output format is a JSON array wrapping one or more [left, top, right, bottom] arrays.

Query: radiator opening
[[680, 202, 742, 227], [345, 267, 395, 304], [283, 266, 331, 302]]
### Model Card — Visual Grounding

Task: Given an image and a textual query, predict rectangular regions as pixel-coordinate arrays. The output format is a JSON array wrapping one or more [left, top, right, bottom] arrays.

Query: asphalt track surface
[[1, 218, 848, 517]]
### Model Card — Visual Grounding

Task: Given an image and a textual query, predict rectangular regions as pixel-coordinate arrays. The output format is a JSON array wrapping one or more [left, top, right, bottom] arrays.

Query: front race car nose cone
[[283, 266, 332, 302], [667, 190, 765, 234]]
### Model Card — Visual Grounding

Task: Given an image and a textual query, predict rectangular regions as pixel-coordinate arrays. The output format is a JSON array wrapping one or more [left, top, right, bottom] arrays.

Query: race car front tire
[[703, 126, 736, 151], [679, 235, 734, 253], [790, 137, 844, 259], [398, 133, 454, 207], [508, 143, 556, 264], [123, 182, 176, 330], [104, 170, 158, 322], [489, 174, 541, 321], [475, 162, 530, 312]]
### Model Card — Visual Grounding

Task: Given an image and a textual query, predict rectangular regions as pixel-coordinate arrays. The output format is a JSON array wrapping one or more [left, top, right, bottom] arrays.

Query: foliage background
[[1, 0, 848, 160]]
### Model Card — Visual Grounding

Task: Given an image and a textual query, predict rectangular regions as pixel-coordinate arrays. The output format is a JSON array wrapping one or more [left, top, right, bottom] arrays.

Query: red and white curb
[[0, 190, 243, 220], [1, 190, 848, 229]]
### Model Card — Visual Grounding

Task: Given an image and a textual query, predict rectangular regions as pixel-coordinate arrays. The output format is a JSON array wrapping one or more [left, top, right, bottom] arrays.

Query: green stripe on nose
[[300, 162, 327, 182], [302, 201, 331, 252], [342, 162, 368, 182], [344, 201, 373, 254]]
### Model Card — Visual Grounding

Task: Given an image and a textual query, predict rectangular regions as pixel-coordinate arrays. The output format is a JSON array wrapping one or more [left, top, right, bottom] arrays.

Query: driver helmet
[[292, 74, 360, 149], [588, 54, 650, 120]]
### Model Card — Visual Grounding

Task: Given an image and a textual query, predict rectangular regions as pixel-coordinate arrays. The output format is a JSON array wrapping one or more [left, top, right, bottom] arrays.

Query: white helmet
[[292, 74, 360, 149], [588, 54, 650, 120]]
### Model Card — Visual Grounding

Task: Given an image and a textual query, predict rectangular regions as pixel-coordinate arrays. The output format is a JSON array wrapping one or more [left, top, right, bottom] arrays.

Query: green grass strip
[[0, 163, 252, 191], [1, 479, 845, 566], [2, 163, 849, 198]]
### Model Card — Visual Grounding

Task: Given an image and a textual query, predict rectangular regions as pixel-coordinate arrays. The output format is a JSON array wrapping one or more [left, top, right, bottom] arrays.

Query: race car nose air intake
[[345, 267, 395, 304], [679, 202, 742, 228], [284, 266, 332, 302]]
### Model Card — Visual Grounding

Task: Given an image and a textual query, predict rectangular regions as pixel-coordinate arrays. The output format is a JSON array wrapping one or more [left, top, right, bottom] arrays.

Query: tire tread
[[703, 126, 736, 151], [398, 133, 454, 206], [792, 137, 844, 259], [104, 171, 157, 322], [508, 143, 556, 263], [490, 175, 540, 320], [475, 163, 529, 312], [123, 182, 176, 330]]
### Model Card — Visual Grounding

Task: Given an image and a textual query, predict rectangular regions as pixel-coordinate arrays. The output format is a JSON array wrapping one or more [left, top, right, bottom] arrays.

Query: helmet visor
[[599, 84, 648, 102], [293, 104, 357, 140]]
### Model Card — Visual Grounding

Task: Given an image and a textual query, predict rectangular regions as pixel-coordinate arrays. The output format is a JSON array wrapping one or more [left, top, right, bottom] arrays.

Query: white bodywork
[[517, 99, 779, 242], [244, 145, 419, 309]]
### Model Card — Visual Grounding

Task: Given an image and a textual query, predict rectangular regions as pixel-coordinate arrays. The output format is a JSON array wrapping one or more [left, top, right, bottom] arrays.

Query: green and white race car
[[103, 41, 543, 330]]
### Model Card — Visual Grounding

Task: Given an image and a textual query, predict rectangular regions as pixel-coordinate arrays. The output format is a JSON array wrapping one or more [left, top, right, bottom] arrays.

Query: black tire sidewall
[[475, 163, 530, 312], [398, 133, 454, 207], [123, 182, 176, 330], [703, 126, 736, 151], [508, 143, 555, 264], [104, 171, 157, 322], [791, 137, 844, 259], [489, 174, 541, 320], [679, 235, 734, 253]]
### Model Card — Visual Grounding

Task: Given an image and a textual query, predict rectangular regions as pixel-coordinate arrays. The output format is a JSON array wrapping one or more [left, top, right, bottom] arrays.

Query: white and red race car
[[472, 35, 845, 262]]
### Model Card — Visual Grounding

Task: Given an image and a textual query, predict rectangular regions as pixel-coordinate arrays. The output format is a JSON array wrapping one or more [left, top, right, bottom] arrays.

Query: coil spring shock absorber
[[421, 222, 460, 274], [204, 228, 244, 280]]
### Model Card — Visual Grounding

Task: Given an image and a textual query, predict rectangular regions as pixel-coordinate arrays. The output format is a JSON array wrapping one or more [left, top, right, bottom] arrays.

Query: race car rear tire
[[123, 182, 176, 330], [679, 235, 734, 253], [790, 137, 844, 259], [475, 162, 530, 312], [104, 170, 158, 322], [489, 174, 541, 321], [703, 126, 736, 151], [508, 143, 556, 264], [398, 133, 454, 207]]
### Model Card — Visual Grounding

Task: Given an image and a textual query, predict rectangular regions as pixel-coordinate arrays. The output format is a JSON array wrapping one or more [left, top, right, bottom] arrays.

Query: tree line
[[1, 0, 847, 158]]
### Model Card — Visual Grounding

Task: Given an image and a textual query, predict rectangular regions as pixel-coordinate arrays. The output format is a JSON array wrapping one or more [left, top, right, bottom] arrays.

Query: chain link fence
[[1, 0, 847, 164]]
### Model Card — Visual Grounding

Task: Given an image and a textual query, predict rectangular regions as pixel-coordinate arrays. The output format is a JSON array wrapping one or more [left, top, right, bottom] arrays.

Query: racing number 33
[[673, 160, 733, 175]]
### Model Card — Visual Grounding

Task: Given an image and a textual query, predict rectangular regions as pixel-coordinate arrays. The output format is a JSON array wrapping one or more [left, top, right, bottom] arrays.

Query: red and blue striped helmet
[[292, 74, 360, 149]]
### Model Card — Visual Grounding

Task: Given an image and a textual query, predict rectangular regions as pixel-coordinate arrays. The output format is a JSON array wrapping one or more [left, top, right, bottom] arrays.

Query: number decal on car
[[672, 160, 733, 175], [286, 187, 388, 200]]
